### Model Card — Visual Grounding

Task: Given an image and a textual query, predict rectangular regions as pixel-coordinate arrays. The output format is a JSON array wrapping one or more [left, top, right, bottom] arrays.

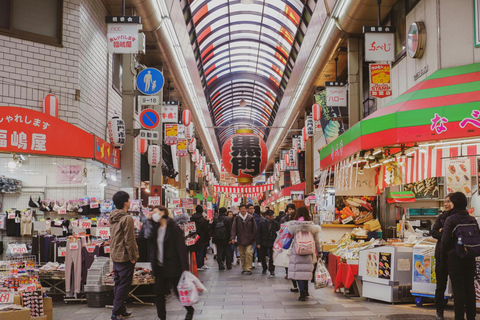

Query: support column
[[121, 54, 136, 198], [150, 68, 164, 196], [348, 38, 362, 127], [178, 155, 188, 198], [305, 138, 314, 195]]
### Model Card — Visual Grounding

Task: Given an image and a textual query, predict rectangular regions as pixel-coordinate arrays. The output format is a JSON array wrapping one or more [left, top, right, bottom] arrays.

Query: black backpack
[[452, 223, 480, 258], [213, 220, 227, 242]]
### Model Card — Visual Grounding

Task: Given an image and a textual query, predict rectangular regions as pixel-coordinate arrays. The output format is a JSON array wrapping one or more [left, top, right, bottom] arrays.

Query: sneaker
[[198, 266, 208, 271], [245, 271, 253, 275], [252, 263, 255, 269], [121, 311, 132, 318], [241, 271, 247, 274], [202, 265, 210, 269], [262, 269, 267, 275], [213, 255, 217, 260], [269, 271, 275, 277], [257, 262, 262, 268], [290, 288, 299, 292], [112, 315, 125, 320]]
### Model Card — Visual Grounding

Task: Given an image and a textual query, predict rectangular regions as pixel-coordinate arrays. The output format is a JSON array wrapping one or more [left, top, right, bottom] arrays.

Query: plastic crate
[[86, 291, 114, 308], [423, 208, 438, 215], [409, 208, 422, 216]]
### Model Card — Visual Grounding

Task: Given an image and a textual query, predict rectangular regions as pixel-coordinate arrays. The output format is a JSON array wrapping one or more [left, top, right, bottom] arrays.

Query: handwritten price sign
[[96, 227, 110, 239], [184, 222, 196, 233], [70, 242, 79, 250], [148, 196, 161, 206], [0, 291, 14, 304], [58, 247, 67, 257], [80, 219, 91, 229], [59, 208, 67, 214], [8, 244, 28, 254], [105, 246, 110, 254], [86, 245, 96, 253]]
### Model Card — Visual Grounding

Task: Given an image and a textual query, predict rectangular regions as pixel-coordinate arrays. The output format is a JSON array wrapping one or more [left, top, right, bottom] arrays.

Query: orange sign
[[165, 124, 178, 145], [284, 5, 300, 26], [369, 63, 392, 98], [279, 26, 294, 45], [94, 137, 121, 169]]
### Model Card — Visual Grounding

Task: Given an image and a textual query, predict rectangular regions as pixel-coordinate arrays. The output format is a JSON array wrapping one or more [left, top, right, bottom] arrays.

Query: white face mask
[[152, 212, 161, 222]]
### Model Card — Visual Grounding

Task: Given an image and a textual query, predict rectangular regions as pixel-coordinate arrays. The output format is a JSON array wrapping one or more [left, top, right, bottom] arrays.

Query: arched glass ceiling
[[182, 0, 316, 147]]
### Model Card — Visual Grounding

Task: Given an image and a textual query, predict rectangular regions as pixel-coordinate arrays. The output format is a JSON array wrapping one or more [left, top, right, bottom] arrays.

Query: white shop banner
[[107, 23, 139, 54], [364, 26, 396, 62], [326, 84, 347, 107]]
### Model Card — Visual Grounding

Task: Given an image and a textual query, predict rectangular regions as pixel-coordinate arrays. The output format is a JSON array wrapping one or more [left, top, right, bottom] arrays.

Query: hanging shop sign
[[446, 159, 472, 196], [147, 145, 161, 166], [43, 93, 58, 118], [221, 130, 268, 183], [289, 148, 297, 165], [188, 138, 196, 153], [185, 122, 195, 140], [281, 149, 298, 170], [279, 160, 286, 172], [314, 91, 345, 144], [94, 137, 121, 169], [214, 184, 273, 193], [162, 105, 178, 123], [407, 22, 426, 59], [363, 26, 396, 62], [177, 124, 185, 139], [305, 116, 315, 137], [325, 82, 347, 107], [107, 116, 126, 148], [369, 63, 392, 98], [107, 23, 139, 54], [136, 135, 148, 153], [56, 165, 83, 184], [164, 124, 178, 145], [176, 139, 187, 157], [0, 106, 95, 158]]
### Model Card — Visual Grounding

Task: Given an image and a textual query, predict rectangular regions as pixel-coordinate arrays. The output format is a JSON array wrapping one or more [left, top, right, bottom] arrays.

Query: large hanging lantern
[[222, 129, 267, 184], [108, 116, 126, 148], [305, 116, 315, 138], [284, 152, 291, 166], [313, 103, 321, 121], [135, 135, 148, 154], [43, 93, 58, 118], [182, 109, 192, 126], [188, 138, 196, 153], [147, 145, 161, 166], [185, 122, 195, 140]]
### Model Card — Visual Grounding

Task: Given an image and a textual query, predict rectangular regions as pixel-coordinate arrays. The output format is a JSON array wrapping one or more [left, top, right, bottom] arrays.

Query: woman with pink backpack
[[286, 206, 321, 301]]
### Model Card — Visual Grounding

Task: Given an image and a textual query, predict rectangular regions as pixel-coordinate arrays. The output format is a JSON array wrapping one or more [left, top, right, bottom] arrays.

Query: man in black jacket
[[212, 207, 233, 270], [441, 192, 478, 320], [430, 193, 453, 319], [257, 209, 280, 276], [190, 205, 210, 271]]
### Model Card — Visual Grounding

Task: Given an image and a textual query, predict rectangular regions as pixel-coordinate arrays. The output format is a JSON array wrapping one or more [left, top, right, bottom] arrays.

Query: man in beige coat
[[110, 191, 139, 320]]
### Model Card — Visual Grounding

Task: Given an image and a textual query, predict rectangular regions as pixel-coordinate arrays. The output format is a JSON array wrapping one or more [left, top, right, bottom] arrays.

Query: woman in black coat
[[142, 206, 194, 320], [441, 192, 478, 320]]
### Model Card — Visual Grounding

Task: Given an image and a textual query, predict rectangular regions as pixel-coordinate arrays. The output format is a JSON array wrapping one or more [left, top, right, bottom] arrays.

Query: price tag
[[90, 202, 99, 209], [185, 235, 199, 246], [0, 291, 14, 304], [104, 246, 110, 254], [54, 220, 63, 226], [342, 216, 354, 224], [96, 227, 110, 239], [86, 245, 96, 253], [7, 211, 15, 219], [148, 196, 161, 206], [45, 220, 51, 227], [70, 242, 79, 250], [80, 219, 91, 229], [184, 222, 196, 233], [23, 284, 36, 292], [8, 243, 28, 254], [71, 220, 78, 227], [59, 208, 67, 214], [172, 208, 183, 216], [58, 247, 67, 257], [134, 219, 142, 230]]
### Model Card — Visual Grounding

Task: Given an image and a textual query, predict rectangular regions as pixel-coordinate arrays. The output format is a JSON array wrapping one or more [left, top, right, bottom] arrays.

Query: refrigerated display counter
[[358, 245, 414, 303]]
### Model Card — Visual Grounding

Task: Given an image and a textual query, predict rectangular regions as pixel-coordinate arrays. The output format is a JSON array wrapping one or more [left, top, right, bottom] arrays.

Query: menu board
[[414, 254, 432, 283], [366, 251, 378, 278], [446, 159, 471, 196], [378, 252, 391, 280]]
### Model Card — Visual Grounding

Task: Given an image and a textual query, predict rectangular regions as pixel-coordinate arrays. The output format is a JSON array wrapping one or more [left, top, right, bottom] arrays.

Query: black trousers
[[217, 243, 232, 268], [154, 265, 193, 320], [112, 261, 135, 316], [447, 253, 476, 320], [259, 246, 274, 272], [435, 255, 448, 312]]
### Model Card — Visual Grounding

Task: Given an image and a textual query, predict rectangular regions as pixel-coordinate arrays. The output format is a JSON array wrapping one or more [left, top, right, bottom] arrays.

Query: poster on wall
[[378, 252, 391, 280], [366, 251, 378, 278], [446, 159, 471, 196], [403, 178, 439, 199], [56, 165, 83, 184], [413, 254, 432, 283], [314, 92, 345, 144]]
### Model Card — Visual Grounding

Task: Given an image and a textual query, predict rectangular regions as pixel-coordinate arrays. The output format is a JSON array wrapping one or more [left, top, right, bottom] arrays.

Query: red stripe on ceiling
[[197, 26, 211, 44], [213, 100, 221, 111], [211, 91, 220, 101], [264, 99, 272, 108], [207, 75, 217, 86], [266, 91, 275, 102], [405, 71, 480, 94], [215, 112, 223, 121], [261, 113, 269, 120], [217, 118, 224, 125], [272, 64, 283, 76], [261, 119, 267, 126], [284, 5, 300, 26], [201, 44, 214, 59], [263, 107, 271, 115], [193, 4, 209, 25], [203, 51, 215, 64], [205, 63, 216, 76], [274, 51, 287, 65], [276, 44, 289, 59], [270, 76, 280, 87], [280, 26, 294, 45]]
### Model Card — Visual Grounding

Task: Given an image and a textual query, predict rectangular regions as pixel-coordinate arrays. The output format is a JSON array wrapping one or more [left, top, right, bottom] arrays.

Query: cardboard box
[[43, 297, 52, 311], [0, 309, 31, 320], [322, 244, 338, 252], [14, 294, 22, 306], [31, 316, 47, 320], [364, 219, 381, 231], [45, 310, 52, 320]]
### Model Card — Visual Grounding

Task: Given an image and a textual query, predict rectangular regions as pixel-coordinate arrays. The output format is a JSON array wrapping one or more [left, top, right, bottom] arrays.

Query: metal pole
[[334, 57, 338, 82], [122, 0, 125, 16], [377, 0, 382, 26]]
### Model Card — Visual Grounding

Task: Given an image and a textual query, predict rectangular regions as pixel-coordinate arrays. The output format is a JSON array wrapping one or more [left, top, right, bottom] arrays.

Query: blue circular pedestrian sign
[[139, 109, 160, 129], [137, 68, 164, 95]]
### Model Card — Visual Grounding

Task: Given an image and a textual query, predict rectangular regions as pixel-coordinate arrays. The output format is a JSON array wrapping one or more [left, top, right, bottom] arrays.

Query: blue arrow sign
[[136, 68, 164, 95]]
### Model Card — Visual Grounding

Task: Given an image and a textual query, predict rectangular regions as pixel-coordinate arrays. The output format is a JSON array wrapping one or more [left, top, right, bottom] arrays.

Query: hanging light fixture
[[239, 92, 247, 107], [358, 168, 364, 175], [99, 169, 107, 187]]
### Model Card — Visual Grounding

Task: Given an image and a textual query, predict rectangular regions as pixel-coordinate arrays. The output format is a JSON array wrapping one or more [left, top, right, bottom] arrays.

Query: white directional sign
[[139, 130, 160, 140], [138, 95, 160, 106]]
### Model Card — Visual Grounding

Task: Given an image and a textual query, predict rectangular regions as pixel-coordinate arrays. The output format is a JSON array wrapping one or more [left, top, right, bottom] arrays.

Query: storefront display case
[[358, 245, 414, 303]]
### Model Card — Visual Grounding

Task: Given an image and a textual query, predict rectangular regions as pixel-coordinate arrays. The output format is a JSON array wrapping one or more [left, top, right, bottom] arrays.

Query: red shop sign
[[94, 136, 121, 169], [0, 106, 94, 158]]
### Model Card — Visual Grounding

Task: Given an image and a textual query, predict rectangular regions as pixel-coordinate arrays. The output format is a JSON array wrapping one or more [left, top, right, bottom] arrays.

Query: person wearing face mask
[[430, 193, 454, 320], [142, 206, 194, 320]]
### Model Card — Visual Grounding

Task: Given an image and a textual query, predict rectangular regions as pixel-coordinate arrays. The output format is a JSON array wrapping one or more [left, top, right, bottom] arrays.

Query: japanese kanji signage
[[280, 149, 298, 170], [221, 132, 268, 180], [369, 63, 392, 98], [162, 105, 178, 123], [0, 107, 94, 158], [305, 116, 314, 137], [176, 139, 187, 157], [325, 82, 347, 107], [105, 16, 141, 24], [56, 165, 83, 184], [363, 26, 396, 62], [165, 124, 178, 145], [107, 23, 139, 54], [94, 137, 121, 169]]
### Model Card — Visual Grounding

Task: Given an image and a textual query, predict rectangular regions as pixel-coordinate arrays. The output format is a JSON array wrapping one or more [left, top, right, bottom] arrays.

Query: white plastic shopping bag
[[273, 248, 291, 268], [314, 259, 332, 289], [177, 271, 207, 306]]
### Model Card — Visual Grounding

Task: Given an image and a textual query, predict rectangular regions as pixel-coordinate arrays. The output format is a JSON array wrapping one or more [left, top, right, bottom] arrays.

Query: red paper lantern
[[313, 103, 321, 121], [136, 135, 148, 154], [43, 93, 58, 118], [222, 130, 267, 184], [182, 109, 192, 126], [302, 127, 308, 141]]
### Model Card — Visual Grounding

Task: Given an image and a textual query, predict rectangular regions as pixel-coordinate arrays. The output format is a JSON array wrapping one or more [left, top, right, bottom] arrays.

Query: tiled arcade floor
[[52, 253, 455, 320]]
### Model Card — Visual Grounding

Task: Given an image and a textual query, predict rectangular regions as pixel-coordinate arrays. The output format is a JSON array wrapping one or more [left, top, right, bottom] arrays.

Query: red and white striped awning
[[214, 184, 274, 194]]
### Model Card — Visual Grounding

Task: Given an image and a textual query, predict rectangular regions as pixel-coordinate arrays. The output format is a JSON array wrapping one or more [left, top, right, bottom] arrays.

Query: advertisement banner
[[446, 158, 472, 196], [176, 139, 187, 157], [364, 26, 396, 62], [165, 124, 178, 145], [325, 83, 347, 107], [281, 149, 298, 171], [94, 137, 121, 169], [56, 165, 83, 184], [162, 105, 178, 123], [369, 63, 392, 98], [107, 23, 139, 54], [314, 92, 345, 144]]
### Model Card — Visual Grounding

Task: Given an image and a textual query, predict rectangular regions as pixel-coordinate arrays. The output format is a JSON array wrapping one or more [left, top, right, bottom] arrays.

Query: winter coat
[[109, 209, 139, 263], [231, 214, 257, 246], [190, 212, 210, 245], [286, 220, 321, 281], [212, 214, 232, 245], [430, 209, 453, 258], [143, 217, 189, 279], [256, 218, 280, 247], [275, 212, 286, 223], [441, 208, 479, 255], [253, 213, 264, 228], [280, 214, 290, 224]]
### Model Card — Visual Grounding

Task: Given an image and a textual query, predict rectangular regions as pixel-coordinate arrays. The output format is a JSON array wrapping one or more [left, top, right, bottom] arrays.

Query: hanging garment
[[82, 244, 100, 282], [6, 210, 21, 236], [20, 211, 33, 236], [65, 238, 83, 295]]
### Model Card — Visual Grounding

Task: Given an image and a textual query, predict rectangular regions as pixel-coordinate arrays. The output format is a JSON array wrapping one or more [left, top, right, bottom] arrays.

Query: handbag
[[273, 247, 291, 268]]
